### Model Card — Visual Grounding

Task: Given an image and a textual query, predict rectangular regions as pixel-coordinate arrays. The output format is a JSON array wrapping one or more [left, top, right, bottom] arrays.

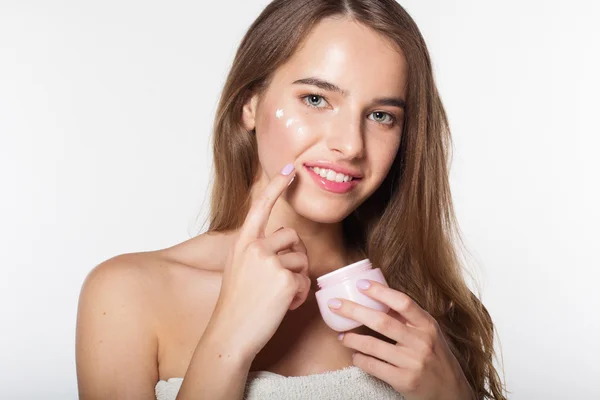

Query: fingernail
[[338, 332, 344, 341], [356, 279, 371, 290], [328, 298, 342, 309], [281, 163, 294, 176]]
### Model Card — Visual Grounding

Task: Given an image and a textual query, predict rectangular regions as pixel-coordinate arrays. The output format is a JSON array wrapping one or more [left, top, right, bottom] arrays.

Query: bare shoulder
[[75, 232, 232, 397], [75, 252, 163, 399], [79, 229, 233, 323]]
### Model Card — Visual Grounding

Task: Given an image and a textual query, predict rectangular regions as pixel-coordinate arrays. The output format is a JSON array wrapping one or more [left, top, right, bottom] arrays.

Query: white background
[[1, 0, 598, 398]]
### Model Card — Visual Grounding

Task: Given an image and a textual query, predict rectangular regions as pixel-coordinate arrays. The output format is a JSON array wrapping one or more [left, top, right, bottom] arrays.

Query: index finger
[[357, 281, 432, 329], [238, 162, 296, 243]]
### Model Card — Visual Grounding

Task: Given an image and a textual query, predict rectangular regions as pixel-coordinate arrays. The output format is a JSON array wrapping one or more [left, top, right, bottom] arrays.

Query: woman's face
[[243, 16, 408, 223]]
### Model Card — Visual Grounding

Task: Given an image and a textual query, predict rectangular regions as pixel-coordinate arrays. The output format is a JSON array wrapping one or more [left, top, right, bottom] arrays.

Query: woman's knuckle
[[421, 336, 435, 354], [298, 252, 309, 266], [303, 275, 311, 289], [277, 269, 293, 285], [398, 298, 412, 313], [375, 314, 393, 332], [289, 228, 300, 241], [271, 272, 288, 292], [266, 254, 280, 267], [362, 337, 378, 354], [366, 356, 378, 372]]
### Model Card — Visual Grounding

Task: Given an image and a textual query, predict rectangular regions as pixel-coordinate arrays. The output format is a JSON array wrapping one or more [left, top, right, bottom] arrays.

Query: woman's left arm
[[327, 280, 476, 400]]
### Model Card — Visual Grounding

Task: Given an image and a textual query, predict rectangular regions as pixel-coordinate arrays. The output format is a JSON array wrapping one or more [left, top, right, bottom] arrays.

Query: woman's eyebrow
[[292, 77, 405, 109], [372, 97, 406, 110], [292, 77, 349, 96]]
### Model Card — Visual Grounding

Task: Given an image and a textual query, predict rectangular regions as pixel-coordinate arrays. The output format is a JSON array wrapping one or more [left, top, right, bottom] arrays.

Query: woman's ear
[[242, 93, 259, 132]]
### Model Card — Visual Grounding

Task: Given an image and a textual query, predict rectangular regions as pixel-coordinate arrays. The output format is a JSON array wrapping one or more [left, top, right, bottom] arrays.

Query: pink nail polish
[[356, 279, 371, 290], [281, 163, 294, 175], [328, 298, 342, 309]]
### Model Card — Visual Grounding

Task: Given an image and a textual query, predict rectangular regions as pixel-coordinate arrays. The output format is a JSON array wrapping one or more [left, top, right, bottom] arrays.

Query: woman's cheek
[[257, 107, 311, 172], [270, 107, 312, 149], [374, 137, 401, 181]]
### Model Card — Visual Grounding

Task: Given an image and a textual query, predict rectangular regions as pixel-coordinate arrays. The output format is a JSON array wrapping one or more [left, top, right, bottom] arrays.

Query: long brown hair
[[200, 0, 507, 398]]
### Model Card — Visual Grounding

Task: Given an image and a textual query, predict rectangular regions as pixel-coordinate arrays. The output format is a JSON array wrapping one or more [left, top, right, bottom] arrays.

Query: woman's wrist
[[201, 318, 257, 368], [177, 321, 254, 400]]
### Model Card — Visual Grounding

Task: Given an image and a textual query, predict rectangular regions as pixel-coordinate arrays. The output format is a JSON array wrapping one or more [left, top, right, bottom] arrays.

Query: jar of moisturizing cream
[[315, 258, 390, 332]]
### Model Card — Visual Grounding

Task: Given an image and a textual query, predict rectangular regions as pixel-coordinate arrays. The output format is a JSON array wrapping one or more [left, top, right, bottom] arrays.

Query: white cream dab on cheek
[[276, 109, 284, 119], [285, 118, 295, 128], [297, 127, 304, 134]]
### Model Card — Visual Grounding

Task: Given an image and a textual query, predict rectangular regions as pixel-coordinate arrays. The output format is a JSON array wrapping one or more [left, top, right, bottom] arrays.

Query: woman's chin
[[291, 201, 354, 224]]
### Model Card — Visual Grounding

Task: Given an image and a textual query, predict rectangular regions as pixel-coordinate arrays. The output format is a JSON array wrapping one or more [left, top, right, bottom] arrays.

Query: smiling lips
[[303, 161, 362, 178], [304, 165, 361, 194], [309, 166, 355, 182]]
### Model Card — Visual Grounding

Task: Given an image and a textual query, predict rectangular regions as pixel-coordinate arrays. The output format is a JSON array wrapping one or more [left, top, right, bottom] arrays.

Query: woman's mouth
[[304, 165, 361, 194]]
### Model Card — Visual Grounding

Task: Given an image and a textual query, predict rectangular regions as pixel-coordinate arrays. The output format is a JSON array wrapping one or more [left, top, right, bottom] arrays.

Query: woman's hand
[[206, 163, 312, 361], [328, 280, 475, 400]]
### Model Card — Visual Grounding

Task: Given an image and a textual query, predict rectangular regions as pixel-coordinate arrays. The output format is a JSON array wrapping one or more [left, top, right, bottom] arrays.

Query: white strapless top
[[155, 365, 404, 399]]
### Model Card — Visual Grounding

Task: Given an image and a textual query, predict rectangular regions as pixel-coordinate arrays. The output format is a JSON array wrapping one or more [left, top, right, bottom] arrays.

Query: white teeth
[[309, 167, 353, 182]]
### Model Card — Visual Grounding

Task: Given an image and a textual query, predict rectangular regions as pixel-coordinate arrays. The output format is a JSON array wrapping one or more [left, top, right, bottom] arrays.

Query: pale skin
[[75, 16, 473, 400]]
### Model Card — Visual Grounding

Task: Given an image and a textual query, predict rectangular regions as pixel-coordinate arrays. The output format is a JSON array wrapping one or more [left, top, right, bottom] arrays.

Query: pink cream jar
[[315, 258, 390, 332]]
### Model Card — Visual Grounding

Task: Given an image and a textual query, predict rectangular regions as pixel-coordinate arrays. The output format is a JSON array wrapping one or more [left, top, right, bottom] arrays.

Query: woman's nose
[[325, 112, 365, 159]]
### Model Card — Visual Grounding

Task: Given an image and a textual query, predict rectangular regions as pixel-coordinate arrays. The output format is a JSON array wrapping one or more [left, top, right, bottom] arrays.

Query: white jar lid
[[316, 258, 372, 283]]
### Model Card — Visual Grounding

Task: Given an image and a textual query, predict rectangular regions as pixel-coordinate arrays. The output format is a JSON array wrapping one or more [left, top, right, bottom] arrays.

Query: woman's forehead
[[274, 17, 407, 99]]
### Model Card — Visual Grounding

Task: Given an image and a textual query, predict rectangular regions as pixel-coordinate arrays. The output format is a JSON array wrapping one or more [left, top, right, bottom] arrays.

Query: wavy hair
[[200, 0, 508, 398]]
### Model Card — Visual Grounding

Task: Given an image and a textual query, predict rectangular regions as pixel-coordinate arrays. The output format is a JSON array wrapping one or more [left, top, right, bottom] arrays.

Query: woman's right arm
[[76, 255, 255, 400], [176, 163, 310, 400], [174, 318, 254, 400], [75, 256, 159, 400]]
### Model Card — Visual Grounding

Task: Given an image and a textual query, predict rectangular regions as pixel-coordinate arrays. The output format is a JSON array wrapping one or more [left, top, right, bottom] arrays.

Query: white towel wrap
[[155, 365, 405, 399]]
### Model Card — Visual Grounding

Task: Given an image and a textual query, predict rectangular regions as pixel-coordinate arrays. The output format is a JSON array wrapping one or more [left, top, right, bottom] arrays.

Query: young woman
[[76, 0, 507, 399]]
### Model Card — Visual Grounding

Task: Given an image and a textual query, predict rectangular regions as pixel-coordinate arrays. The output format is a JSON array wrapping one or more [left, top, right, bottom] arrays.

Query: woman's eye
[[369, 111, 395, 125], [302, 94, 328, 108], [301, 96, 395, 126]]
